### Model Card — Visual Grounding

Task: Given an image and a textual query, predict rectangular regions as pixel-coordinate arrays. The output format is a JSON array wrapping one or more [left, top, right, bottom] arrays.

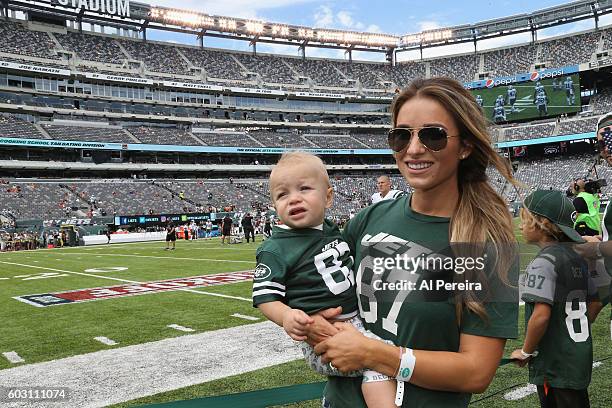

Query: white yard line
[[0, 261, 142, 284], [0, 238, 258, 254], [94, 337, 118, 346], [1, 261, 252, 302], [231, 313, 260, 321], [59, 253, 254, 264], [167, 324, 195, 333], [0, 321, 300, 408], [2, 352, 25, 364], [504, 384, 537, 401]]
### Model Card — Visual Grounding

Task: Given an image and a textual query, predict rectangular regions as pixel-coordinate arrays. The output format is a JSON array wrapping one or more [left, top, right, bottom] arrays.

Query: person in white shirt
[[371, 175, 403, 204]]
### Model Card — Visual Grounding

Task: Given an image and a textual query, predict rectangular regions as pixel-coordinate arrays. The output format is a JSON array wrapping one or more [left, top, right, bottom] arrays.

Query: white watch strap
[[394, 380, 404, 407], [520, 349, 539, 358]]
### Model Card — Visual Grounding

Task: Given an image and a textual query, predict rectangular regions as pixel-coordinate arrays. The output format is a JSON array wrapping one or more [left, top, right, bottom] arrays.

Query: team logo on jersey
[[530, 72, 540, 81], [571, 211, 577, 223], [254, 263, 272, 280]]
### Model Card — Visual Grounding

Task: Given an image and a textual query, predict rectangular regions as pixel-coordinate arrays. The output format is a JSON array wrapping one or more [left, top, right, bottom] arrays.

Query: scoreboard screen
[[470, 74, 580, 123]]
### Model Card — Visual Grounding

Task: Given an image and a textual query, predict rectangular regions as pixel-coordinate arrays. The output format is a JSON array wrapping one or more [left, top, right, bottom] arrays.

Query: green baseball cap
[[523, 189, 585, 243], [597, 111, 612, 130]]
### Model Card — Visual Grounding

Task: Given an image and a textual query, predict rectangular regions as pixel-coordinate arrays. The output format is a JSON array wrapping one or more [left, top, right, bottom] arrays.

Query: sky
[[137, 0, 612, 62]]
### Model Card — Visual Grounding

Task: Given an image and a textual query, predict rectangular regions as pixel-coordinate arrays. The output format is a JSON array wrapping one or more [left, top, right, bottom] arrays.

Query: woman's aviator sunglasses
[[388, 127, 459, 152]]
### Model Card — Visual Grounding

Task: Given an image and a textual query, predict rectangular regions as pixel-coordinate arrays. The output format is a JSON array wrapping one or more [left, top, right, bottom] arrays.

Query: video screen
[[470, 74, 581, 123]]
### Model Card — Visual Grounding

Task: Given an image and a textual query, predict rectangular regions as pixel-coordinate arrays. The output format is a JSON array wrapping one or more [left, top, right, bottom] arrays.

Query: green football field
[[0, 226, 610, 408]]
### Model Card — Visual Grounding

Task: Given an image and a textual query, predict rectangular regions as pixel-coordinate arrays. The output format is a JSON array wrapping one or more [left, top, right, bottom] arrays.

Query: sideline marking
[[167, 324, 195, 332], [84, 267, 128, 273], [504, 384, 536, 400], [2, 351, 25, 364], [61, 253, 253, 264], [4, 262, 253, 307], [231, 313, 260, 321], [94, 337, 118, 346], [0, 261, 140, 283], [0, 321, 299, 407]]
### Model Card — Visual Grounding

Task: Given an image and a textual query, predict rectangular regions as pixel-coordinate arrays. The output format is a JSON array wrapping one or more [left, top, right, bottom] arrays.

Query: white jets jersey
[[371, 189, 404, 204]]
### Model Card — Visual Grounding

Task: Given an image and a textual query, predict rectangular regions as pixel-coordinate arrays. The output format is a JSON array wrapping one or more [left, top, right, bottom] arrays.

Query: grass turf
[[1, 226, 610, 407]]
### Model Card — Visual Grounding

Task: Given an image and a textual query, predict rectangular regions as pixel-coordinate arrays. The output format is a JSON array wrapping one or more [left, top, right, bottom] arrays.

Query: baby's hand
[[282, 308, 314, 341]]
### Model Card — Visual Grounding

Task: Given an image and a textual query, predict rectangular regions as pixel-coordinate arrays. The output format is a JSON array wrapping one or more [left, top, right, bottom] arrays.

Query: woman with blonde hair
[[309, 77, 520, 407]]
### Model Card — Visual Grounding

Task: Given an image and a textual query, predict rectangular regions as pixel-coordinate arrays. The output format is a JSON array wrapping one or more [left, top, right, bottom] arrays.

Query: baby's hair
[[520, 207, 568, 242], [271, 151, 330, 187]]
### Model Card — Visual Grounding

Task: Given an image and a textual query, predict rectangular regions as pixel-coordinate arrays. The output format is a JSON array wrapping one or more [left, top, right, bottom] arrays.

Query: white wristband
[[396, 347, 416, 382], [520, 349, 538, 358]]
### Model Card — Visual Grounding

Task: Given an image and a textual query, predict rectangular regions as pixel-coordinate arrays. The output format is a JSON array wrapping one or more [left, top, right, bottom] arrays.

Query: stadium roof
[[4, 0, 612, 52]]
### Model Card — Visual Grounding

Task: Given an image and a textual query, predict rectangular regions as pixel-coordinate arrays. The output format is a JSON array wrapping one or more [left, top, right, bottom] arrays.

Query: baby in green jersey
[[252, 152, 401, 408], [512, 190, 597, 408]]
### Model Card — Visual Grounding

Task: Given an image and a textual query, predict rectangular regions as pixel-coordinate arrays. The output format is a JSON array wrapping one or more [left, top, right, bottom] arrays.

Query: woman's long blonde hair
[[391, 77, 519, 321]]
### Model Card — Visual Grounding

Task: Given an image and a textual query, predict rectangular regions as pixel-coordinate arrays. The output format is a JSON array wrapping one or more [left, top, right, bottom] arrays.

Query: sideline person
[[511, 190, 595, 408], [573, 111, 612, 331], [307, 78, 520, 407], [221, 214, 232, 244], [371, 175, 403, 204], [164, 222, 176, 250]]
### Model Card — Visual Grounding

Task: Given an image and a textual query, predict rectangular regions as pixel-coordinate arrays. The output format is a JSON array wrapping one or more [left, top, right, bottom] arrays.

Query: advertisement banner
[[543, 145, 560, 155], [115, 212, 221, 226], [84, 72, 153, 85], [513, 146, 527, 157], [52, 0, 131, 18], [229, 87, 285, 96], [161, 81, 223, 91], [294, 91, 346, 99], [0, 60, 70, 77], [0, 137, 391, 155], [463, 65, 580, 90]]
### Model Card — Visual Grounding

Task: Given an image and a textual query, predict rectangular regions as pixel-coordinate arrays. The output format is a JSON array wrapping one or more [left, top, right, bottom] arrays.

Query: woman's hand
[[303, 307, 343, 346], [510, 348, 531, 368], [313, 322, 371, 372]]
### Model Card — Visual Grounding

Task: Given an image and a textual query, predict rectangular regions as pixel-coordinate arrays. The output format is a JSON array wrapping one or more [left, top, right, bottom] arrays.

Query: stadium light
[[218, 18, 237, 31], [149, 8, 215, 28], [271, 25, 290, 36], [148, 5, 399, 47], [244, 21, 264, 34], [297, 28, 315, 40], [400, 29, 453, 45]]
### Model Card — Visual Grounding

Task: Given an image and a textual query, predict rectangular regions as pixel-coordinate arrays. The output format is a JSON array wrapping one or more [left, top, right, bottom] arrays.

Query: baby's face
[[269, 163, 332, 229]]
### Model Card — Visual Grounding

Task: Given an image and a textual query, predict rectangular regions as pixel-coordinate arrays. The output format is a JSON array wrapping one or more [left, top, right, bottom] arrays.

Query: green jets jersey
[[521, 244, 594, 389], [325, 195, 518, 408], [252, 219, 358, 316]]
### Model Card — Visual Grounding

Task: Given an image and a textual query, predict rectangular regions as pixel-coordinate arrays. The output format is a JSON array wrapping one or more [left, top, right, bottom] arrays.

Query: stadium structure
[[0, 1, 612, 406], [0, 0, 611, 227]]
